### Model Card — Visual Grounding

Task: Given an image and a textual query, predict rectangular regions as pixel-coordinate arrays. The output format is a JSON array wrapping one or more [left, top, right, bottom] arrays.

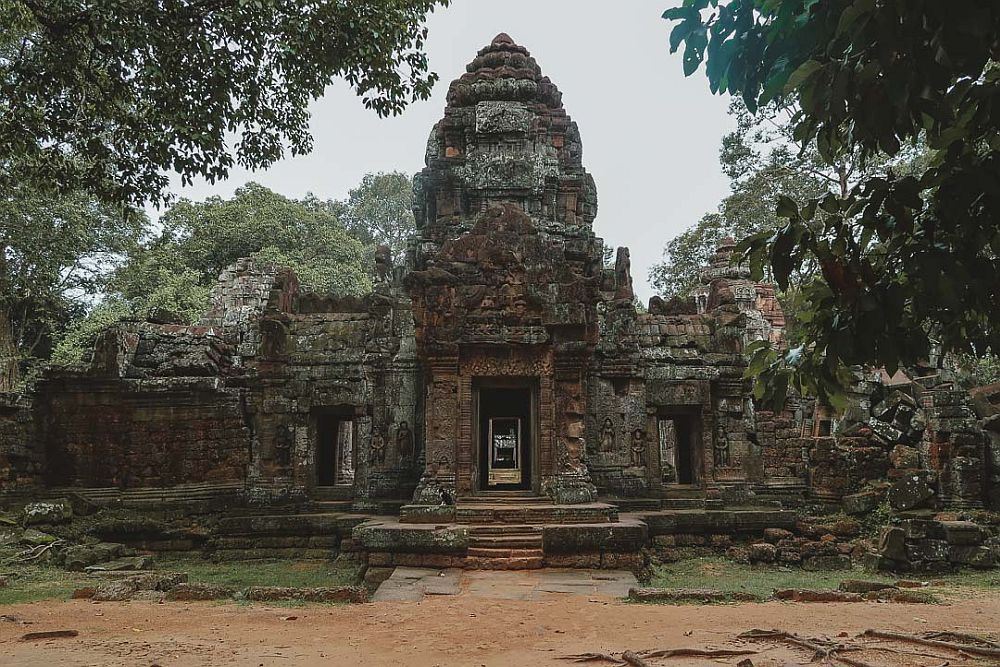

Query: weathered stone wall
[[36, 377, 249, 489], [245, 285, 422, 504], [0, 393, 41, 491]]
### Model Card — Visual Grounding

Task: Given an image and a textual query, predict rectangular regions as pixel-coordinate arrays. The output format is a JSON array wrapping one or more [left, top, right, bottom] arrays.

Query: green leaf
[[783, 60, 822, 94]]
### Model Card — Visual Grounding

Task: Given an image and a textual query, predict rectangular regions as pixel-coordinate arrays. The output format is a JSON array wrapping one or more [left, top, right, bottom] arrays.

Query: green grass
[[0, 558, 363, 606], [649, 557, 894, 599], [0, 566, 91, 605], [156, 557, 363, 589], [647, 557, 998, 601]]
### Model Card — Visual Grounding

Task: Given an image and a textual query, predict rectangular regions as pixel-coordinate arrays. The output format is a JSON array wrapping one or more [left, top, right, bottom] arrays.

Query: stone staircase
[[466, 525, 544, 570]]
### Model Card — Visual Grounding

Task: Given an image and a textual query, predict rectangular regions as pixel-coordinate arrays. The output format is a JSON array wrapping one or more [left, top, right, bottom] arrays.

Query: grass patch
[[156, 557, 363, 589], [915, 569, 1000, 591], [649, 558, 893, 599], [649, 557, 998, 601], [0, 566, 91, 605], [0, 558, 362, 606]]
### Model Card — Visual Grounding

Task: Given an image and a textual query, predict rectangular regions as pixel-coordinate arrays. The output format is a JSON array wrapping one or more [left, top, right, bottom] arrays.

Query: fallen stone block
[[839, 579, 896, 594], [773, 589, 863, 602], [865, 588, 936, 603], [165, 583, 235, 601], [878, 527, 908, 562], [748, 543, 777, 563], [763, 528, 793, 543], [628, 588, 759, 603], [61, 542, 127, 571], [70, 587, 95, 599], [887, 476, 935, 511], [948, 545, 996, 569], [21, 500, 73, 526], [243, 586, 368, 603], [842, 490, 883, 515], [92, 579, 139, 602], [84, 556, 154, 573], [906, 539, 949, 562], [938, 521, 983, 546]]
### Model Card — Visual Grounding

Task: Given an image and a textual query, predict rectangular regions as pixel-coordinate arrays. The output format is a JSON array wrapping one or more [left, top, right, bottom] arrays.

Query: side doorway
[[655, 411, 702, 486], [316, 411, 356, 489]]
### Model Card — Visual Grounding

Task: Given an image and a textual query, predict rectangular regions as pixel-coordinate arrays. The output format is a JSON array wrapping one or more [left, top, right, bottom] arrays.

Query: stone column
[[412, 355, 459, 504], [543, 352, 597, 504]]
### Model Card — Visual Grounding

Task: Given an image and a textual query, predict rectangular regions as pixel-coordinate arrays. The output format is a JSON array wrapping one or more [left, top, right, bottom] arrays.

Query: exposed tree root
[[739, 629, 877, 667], [862, 629, 1000, 659], [640, 648, 757, 659], [621, 652, 653, 667], [560, 654, 622, 664], [924, 631, 1000, 649], [561, 647, 758, 665]]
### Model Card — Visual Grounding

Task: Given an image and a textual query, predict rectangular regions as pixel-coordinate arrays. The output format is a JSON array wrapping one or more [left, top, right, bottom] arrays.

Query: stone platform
[[355, 499, 648, 571], [372, 567, 638, 601]]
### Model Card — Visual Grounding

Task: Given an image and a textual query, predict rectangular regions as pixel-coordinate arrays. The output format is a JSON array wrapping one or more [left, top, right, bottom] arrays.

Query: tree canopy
[[111, 182, 371, 312], [665, 0, 1000, 407], [1, 0, 446, 208], [0, 187, 145, 388], [341, 171, 416, 264]]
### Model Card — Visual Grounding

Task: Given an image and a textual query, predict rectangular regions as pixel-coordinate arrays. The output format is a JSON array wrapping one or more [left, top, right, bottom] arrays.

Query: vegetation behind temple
[[4, 172, 416, 383]]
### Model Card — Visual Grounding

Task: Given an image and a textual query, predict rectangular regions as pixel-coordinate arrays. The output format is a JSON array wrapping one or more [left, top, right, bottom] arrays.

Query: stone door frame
[[470, 377, 540, 496]]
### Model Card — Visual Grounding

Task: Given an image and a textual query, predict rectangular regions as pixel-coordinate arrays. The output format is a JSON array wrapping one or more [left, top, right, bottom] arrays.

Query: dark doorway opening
[[317, 415, 354, 487], [657, 414, 699, 484], [478, 387, 532, 491]]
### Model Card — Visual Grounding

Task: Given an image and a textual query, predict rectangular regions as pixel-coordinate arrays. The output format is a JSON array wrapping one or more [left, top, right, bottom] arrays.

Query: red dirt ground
[[1, 589, 998, 666]]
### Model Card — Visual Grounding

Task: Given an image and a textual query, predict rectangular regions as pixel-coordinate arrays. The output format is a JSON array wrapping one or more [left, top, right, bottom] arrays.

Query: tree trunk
[[0, 305, 18, 392], [0, 245, 18, 392]]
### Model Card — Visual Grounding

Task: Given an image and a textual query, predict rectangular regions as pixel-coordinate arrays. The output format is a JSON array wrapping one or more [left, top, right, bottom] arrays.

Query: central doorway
[[477, 385, 533, 491]]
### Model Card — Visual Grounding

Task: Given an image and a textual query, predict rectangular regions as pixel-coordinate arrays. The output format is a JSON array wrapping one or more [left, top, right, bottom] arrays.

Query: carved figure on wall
[[630, 428, 646, 467], [374, 245, 393, 284], [370, 430, 386, 467], [714, 423, 731, 467], [274, 426, 292, 468], [396, 421, 414, 459], [599, 417, 616, 453]]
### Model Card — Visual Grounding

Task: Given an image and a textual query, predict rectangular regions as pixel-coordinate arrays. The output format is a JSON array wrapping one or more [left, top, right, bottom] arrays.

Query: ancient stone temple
[[1, 35, 997, 571]]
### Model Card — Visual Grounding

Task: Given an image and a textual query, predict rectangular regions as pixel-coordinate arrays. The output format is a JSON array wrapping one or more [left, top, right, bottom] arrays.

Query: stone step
[[467, 547, 544, 558], [660, 498, 707, 510], [465, 552, 545, 570], [468, 535, 543, 549], [454, 503, 619, 525], [307, 501, 354, 512], [467, 524, 537, 535], [602, 498, 662, 512], [460, 495, 549, 505]]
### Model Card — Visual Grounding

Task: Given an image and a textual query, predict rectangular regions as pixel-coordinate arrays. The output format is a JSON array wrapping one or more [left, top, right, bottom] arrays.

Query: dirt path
[[2, 590, 998, 666]]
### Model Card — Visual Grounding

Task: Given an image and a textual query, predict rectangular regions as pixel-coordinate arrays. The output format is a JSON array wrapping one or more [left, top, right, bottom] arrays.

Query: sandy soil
[[1, 589, 998, 666]]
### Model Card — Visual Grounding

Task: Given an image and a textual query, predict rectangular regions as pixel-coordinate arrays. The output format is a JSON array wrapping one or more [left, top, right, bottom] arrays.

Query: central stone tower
[[406, 33, 606, 505]]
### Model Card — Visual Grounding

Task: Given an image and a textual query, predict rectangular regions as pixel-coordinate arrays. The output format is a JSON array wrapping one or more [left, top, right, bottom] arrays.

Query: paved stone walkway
[[372, 567, 638, 602]]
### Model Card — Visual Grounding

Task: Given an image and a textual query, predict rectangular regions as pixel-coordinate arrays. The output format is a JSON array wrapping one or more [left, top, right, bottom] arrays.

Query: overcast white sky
[[159, 1, 735, 303]]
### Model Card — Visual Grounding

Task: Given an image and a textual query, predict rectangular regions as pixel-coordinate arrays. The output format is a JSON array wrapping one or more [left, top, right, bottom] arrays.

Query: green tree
[[1, 0, 447, 209], [112, 182, 370, 310], [53, 182, 370, 367], [0, 187, 144, 388], [341, 171, 416, 264], [664, 1, 1000, 407]]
